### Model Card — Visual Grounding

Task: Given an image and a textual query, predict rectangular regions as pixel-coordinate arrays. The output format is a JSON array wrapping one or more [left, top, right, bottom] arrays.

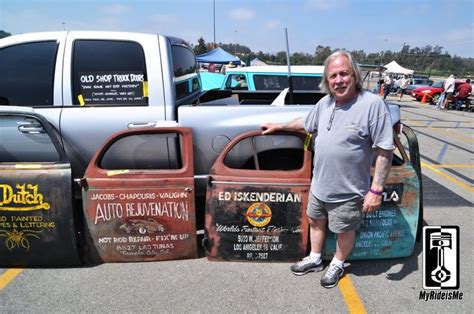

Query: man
[[261, 51, 394, 288], [455, 78, 471, 111], [398, 75, 411, 101], [442, 74, 456, 109], [383, 74, 393, 100], [221, 61, 236, 75], [208, 63, 216, 73]]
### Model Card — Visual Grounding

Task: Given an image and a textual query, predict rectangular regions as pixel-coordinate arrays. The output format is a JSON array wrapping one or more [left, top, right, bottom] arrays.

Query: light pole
[[213, 0, 216, 48], [380, 38, 388, 65], [234, 30, 237, 55]]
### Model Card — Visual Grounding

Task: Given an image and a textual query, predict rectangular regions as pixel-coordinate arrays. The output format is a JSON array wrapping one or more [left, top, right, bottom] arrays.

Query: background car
[[411, 80, 464, 105], [405, 78, 434, 95], [411, 81, 443, 101], [221, 66, 324, 91]]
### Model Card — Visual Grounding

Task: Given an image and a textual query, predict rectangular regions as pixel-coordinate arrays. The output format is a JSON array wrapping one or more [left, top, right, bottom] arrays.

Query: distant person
[[383, 74, 393, 100], [220, 62, 235, 75], [377, 77, 384, 95], [442, 74, 456, 109], [437, 90, 446, 110], [235, 75, 248, 90], [261, 51, 394, 289], [220, 63, 228, 74], [455, 78, 472, 110], [209, 63, 216, 73], [398, 75, 411, 101]]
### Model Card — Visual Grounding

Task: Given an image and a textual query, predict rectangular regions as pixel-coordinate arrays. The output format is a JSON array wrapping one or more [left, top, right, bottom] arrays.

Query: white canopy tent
[[383, 61, 414, 75], [250, 57, 267, 66]]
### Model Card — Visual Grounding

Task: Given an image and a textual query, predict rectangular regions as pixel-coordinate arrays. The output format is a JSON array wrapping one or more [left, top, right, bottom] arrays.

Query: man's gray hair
[[319, 50, 363, 95]]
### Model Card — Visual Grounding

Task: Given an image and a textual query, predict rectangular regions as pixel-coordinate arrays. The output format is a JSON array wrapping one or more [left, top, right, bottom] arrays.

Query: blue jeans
[[456, 98, 468, 110], [383, 84, 391, 99], [437, 93, 446, 109]]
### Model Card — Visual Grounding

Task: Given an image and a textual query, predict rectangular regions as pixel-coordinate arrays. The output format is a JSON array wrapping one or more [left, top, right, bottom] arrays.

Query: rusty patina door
[[0, 110, 81, 266], [81, 127, 197, 263], [204, 130, 312, 262], [324, 124, 421, 260]]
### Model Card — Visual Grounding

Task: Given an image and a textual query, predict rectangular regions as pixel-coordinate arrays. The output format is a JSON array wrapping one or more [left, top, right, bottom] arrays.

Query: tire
[[431, 94, 440, 105]]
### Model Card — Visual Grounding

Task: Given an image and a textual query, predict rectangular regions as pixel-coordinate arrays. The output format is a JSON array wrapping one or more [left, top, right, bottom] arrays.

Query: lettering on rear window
[[72, 40, 148, 106], [77, 71, 147, 105]]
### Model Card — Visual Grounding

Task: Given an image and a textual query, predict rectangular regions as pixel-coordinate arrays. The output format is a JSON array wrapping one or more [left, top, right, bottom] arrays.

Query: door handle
[[18, 125, 45, 134], [127, 121, 157, 129]]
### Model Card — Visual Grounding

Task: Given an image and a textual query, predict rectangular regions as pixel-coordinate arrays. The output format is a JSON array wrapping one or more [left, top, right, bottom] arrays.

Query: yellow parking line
[[429, 164, 474, 169], [0, 268, 23, 290], [339, 275, 367, 314], [405, 120, 474, 143], [426, 126, 474, 143], [421, 161, 474, 192]]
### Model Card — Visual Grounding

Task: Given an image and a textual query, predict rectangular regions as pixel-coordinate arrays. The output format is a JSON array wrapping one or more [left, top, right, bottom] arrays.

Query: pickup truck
[[0, 31, 422, 265], [0, 31, 324, 197]]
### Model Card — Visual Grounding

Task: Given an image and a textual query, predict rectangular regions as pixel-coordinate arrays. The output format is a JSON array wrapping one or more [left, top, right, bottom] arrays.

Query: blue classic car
[[200, 72, 226, 90], [221, 65, 324, 92]]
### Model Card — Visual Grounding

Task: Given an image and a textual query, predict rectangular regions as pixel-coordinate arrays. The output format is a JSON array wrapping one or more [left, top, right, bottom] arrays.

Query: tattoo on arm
[[373, 149, 393, 188]]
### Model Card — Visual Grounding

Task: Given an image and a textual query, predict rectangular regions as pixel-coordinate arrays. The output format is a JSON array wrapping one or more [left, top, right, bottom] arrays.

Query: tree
[[350, 50, 367, 63], [193, 36, 474, 76], [432, 45, 443, 55], [314, 45, 332, 65], [220, 43, 251, 55], [291, 52, 313, 65], [193, 37, 208, 55], [275, 51, 287, 64]]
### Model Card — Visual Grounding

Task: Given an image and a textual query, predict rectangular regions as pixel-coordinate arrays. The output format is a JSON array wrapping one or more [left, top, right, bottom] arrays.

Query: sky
[[1, 0, 473, 58]]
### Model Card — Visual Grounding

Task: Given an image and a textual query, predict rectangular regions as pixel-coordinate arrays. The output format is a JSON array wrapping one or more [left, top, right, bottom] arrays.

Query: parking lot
[[0, 95, 472, 313]]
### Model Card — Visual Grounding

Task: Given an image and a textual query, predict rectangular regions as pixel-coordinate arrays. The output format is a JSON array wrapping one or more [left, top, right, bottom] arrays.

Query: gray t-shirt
[[304, 91, 395, 202]]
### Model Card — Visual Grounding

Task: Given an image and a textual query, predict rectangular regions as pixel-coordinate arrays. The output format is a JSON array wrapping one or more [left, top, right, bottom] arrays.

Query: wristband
[[369, 188, 383, 196]]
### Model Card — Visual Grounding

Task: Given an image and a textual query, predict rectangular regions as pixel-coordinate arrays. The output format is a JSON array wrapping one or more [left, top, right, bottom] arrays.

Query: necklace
[[327, 106, 336, 131]]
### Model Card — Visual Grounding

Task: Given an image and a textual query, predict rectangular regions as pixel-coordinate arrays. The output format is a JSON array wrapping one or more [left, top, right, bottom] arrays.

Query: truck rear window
[[72, 40, 148, 106], [171, 45, 200, 100], [253, 75, 321, 91]]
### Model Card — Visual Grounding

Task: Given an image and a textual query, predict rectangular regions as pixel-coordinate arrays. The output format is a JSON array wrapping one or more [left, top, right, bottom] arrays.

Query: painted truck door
[[81, 127, 197, 263], [0, 111, 80, 266], [204, 130, 312, 261], [324, 125, 421, 260]]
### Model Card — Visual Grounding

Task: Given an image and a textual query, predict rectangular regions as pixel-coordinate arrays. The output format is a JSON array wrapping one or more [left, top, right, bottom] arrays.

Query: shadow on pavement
[[422, 175, 472, 207], [346, 237, 422, 281]]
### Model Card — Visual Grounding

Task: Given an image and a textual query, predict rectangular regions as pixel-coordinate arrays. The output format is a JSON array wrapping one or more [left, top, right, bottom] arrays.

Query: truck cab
[[0, 31, 201, 178]]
